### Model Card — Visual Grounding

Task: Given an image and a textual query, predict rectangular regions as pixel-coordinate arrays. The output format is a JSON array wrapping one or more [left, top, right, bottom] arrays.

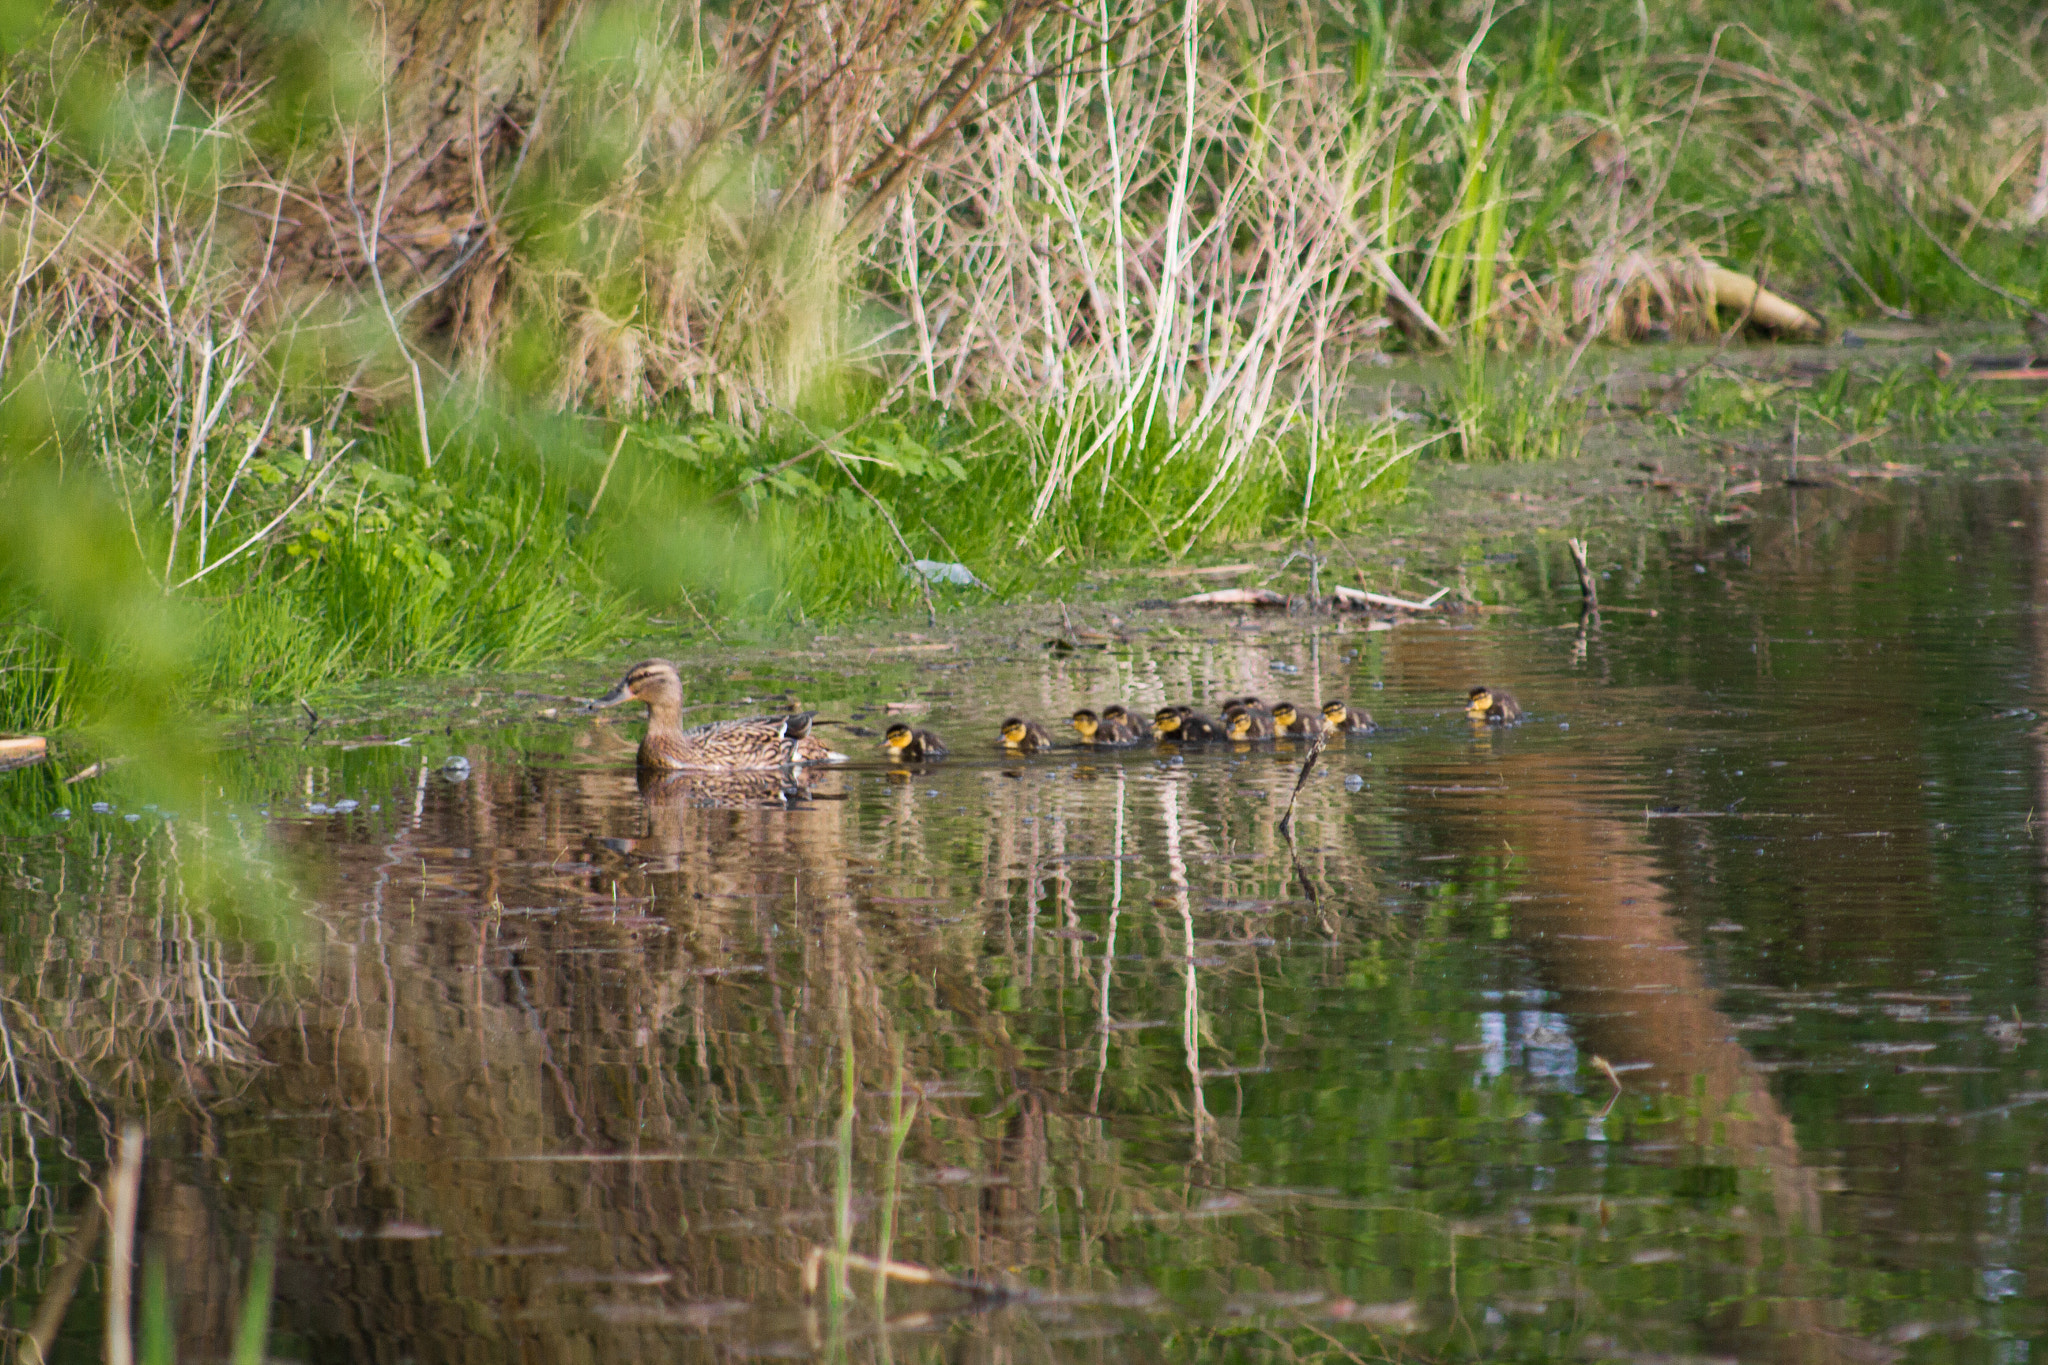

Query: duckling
[[1222, 695, 1273, 724], [885, 724, 948, 761], [1000, 717, 1056, 753], [1100, 705, 1148, 743], [1466, 686, 1523, 724], [1076, 706, 1149, 746], [595, 659, 846, 771], [1225, 707, 1274, 741], [1321, 700, 1374, 734], [1153, 706, 1227, 742], [1269, 701, 1313, 736]]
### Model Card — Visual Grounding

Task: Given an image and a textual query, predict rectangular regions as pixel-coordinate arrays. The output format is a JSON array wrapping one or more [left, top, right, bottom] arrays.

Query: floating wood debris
[[1329, 585, 1449, 613], [1176, 587, 1289, 607], [1, 736, 48, 772]]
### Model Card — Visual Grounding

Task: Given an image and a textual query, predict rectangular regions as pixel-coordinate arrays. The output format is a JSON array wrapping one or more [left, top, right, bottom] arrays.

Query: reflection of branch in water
[[1091, 770, 1126, 1113], [1160, 776, 1211, 1158]]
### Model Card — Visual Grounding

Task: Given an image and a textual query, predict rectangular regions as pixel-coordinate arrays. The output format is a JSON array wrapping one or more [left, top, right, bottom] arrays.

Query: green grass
[[0, 382, 1418, 732]]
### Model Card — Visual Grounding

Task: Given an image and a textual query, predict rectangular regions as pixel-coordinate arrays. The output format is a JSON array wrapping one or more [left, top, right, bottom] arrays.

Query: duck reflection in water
[[598, 768, 836, 869]]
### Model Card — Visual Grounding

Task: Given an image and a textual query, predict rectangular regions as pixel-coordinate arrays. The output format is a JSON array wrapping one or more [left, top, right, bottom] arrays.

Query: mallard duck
[[1153, 706, 1227, 742], [884, 723, 948, 761], [1269, 701, 1313, 736], [1466, 686, 1523, 723], [595, 659, 845, 771], [1321, 700, 1374, 734], [1000, 717, 1056, 753], [1073, 707, 1146, 746], [1225, 707, 1274, 740]]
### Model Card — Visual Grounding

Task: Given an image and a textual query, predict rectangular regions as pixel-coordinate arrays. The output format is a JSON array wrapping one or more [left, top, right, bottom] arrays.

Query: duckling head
[[1001, 718, 1031, 747], [1152, 707, 1183, 738], [1322, 700, 1349, 724], [1466, 687, 1494, 717], [1227, 711, 1254, 739], [1071, 709, 1100, 739], [1271, 702, 1299, 728], [884, 723, 916, 753], [595, 659, 683, 713], [1103, 704, 1131, 724]]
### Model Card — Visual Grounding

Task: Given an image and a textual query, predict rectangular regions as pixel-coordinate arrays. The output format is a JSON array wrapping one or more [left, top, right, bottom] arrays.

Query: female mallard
[[1000, 717, 1056, 753], [1153, 706, 1227, 742], [1466, 686, 1523, 724], [1321, 700, 1374, 734], [594, 659, 846, 771], [1269, 702, 1313, 736], [885, 724, 948, 761], [1073, 707, 1147, 746]]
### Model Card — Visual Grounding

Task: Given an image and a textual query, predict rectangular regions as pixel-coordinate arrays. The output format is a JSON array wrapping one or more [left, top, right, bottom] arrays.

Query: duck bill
[[592, 682, 635, 708]]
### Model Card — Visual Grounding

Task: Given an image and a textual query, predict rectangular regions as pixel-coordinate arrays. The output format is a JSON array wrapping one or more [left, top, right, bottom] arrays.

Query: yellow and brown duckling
[[1321, 700, 1374, 734], [1073, 706, 1147, 746], [884, 723, 949, 761], [1225, 706, 1274, 741], [1466, 686, 1523, 724], [1269, 701, 1313, 737], [595, 659, 847, 771], [1000, 717, 1056, 753], [1153, 706, 1228, 742]]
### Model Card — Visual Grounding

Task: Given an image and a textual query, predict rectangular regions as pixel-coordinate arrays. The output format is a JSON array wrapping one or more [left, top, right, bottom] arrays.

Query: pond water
[[7, 469, 2048, 1364]]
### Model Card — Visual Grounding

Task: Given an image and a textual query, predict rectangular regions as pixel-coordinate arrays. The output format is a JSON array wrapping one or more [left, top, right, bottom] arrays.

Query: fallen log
[[1, 736, 48, 772]]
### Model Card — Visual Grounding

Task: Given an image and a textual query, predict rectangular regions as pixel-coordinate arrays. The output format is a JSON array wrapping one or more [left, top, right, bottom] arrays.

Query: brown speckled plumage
[[594, 659, 847, 770]]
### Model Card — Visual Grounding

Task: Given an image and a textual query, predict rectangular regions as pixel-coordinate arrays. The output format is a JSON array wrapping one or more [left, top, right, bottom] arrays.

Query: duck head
[[595, 659, 684, 714]]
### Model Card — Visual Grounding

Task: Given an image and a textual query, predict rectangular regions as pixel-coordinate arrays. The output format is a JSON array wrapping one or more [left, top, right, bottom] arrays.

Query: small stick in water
[[1567, 537, 1599, 613], [1277, 730, 1328, 839]]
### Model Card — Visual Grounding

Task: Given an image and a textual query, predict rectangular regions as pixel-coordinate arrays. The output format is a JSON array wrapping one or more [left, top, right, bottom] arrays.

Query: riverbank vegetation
[[3, 0, 2045, 728]]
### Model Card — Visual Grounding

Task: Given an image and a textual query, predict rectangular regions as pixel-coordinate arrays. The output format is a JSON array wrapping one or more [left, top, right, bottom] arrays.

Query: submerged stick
[[1276, 730, 1328, 839]]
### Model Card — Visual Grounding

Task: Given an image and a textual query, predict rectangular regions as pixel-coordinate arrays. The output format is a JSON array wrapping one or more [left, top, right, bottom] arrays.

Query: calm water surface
[[7, 472, 2048, 1364]]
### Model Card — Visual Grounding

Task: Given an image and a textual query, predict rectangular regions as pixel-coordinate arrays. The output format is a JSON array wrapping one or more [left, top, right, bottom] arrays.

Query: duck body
[[885, 724, 948, 761], [1073, 707, 1147, 747], [1001, 717, 1056, 753], [1321, 701, 1374, 734], [1466, 686, 1523, 724], [596, 659, 846, 771]]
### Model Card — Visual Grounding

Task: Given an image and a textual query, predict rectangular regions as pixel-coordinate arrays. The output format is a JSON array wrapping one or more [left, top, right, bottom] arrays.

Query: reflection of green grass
[[1657, 365, 2008, 443]]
